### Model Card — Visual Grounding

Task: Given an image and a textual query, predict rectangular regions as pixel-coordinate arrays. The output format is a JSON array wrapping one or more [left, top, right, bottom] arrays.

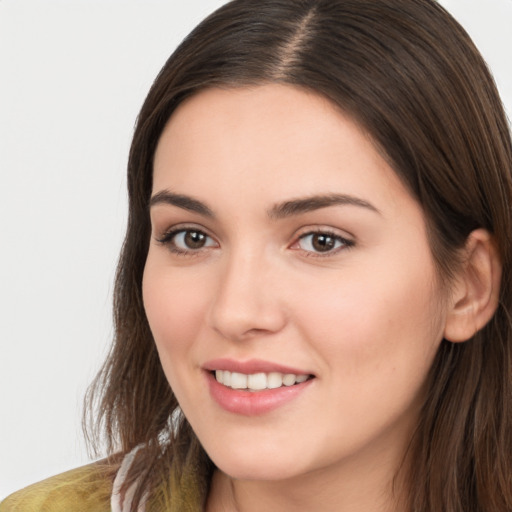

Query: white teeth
[[247, 372, 267, 390], [231, 372, 248, 389], [282, 374, 296, 386], [214, 370, 310, 390], [267, 372, 283, 389]]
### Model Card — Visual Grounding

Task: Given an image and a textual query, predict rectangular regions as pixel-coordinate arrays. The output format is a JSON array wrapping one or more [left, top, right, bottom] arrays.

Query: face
[[143, 84, 450, 483]]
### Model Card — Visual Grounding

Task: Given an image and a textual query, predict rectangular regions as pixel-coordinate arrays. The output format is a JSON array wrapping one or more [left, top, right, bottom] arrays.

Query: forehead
[[152, 84, 415, 217]]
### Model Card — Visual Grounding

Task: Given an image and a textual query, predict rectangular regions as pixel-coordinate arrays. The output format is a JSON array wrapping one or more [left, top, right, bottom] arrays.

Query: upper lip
[[202, 358, 313, 376]]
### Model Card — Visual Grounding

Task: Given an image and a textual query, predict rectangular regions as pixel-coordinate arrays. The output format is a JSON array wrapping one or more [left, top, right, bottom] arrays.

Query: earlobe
[[443, 229, 502, 343]]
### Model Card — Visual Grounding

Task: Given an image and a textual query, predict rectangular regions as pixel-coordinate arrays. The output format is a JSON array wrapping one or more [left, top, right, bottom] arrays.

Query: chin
[[207, 448, 307, 482], [216, 461, 300, 482]]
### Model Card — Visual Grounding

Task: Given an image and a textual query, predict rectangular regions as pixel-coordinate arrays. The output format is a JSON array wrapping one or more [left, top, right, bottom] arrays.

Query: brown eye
[[297, 232, 352, 254], [159, 229, 217, 253], [183, 230, 208, 249], [311, 233, 336, 252]]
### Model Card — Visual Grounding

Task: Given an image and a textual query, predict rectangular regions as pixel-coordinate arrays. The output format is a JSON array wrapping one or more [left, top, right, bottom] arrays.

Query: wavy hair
[[85, 1, 512, 510]]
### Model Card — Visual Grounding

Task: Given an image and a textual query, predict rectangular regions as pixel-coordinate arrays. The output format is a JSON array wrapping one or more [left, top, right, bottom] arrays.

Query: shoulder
[[0, 461, 114, 512]]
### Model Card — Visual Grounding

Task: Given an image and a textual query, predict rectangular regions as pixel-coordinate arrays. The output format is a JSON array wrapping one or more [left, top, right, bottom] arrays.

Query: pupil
[[312, 234, 335, 252], [185, 231, 206, 249]]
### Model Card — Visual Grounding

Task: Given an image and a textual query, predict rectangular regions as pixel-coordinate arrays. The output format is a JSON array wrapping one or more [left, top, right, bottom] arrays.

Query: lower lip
[[206, 372, 313, 416]]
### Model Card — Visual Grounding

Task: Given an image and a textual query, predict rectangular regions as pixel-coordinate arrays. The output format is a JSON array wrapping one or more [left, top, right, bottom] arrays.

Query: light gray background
[[1, 0, 511, 500]]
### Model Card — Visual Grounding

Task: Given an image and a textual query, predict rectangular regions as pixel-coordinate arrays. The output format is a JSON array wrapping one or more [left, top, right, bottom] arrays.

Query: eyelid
[[155, 222, 213, 241]]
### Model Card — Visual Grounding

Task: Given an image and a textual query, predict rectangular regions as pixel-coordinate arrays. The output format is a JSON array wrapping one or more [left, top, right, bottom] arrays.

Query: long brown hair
[[85, 0, 512, 510]]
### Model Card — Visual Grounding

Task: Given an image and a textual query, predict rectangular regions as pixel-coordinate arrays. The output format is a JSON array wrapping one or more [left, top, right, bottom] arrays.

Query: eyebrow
[[268, 193, 380, 219], [149, 190, 214, 217], [149, 190, 380, 219]]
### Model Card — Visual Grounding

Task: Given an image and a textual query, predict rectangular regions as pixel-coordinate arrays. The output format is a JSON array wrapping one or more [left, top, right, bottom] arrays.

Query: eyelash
[[156, 227, 217, 256], [156, 227, 354, 257], [294, 229, 354, 257]]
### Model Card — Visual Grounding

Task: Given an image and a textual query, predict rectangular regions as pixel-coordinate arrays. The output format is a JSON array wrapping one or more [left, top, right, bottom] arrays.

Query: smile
[[204, 360, 315, 415], [214, 370, 310, 391]]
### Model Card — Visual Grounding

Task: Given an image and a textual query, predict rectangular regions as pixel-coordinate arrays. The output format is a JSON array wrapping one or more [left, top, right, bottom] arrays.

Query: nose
[[207, 248, 288, 342]]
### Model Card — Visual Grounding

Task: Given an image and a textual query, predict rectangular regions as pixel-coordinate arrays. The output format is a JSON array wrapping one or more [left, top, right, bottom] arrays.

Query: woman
[[2, 0, 511, 510]]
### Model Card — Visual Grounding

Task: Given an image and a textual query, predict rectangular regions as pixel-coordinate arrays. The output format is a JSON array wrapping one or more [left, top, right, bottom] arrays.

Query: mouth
[[212, 370, 313, 391], [203, 359, 315, 414]]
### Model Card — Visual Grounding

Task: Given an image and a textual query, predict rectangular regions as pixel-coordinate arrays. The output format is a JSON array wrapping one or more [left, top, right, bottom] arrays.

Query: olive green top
[[0, 454, 208, 512], [0, 463, 113, 512]]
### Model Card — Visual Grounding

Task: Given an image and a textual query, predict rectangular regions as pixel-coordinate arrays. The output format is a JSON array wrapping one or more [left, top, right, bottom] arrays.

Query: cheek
[[284, 260, 445, 457], [142, 259, 210, 368], [142, 259, 215, 421], [290, 253, 445, 382]]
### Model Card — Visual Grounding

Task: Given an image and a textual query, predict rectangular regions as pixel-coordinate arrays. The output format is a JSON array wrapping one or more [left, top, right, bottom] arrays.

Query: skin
[[143, 84, 455, 511]]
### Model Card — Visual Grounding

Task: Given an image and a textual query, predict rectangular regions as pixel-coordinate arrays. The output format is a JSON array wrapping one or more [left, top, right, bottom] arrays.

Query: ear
[[443, 229, 502, 343]]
